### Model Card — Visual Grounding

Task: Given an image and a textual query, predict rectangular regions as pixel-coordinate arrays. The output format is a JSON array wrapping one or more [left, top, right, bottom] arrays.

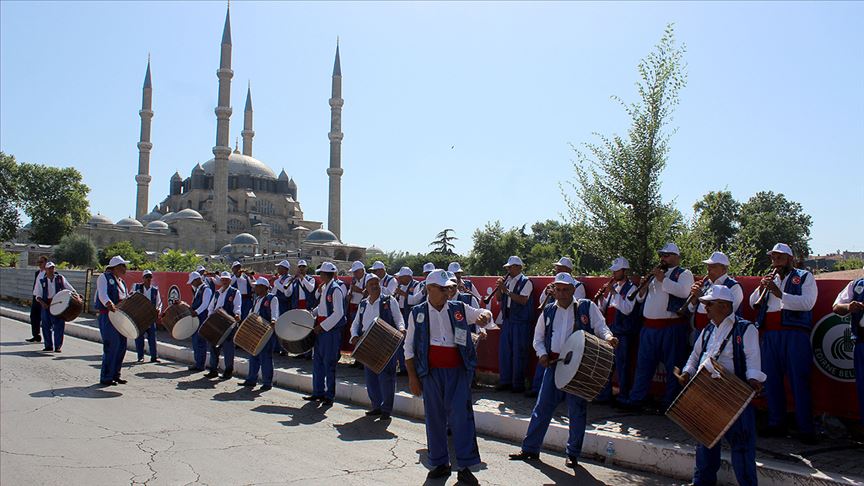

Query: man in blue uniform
[[304, 261, 346, 405], [833, 272, 864, 439], [494, 256, 535, 393], [206, 272, 242, 379], [240, 277, 280, 391], [594, 257, 637, 405], [231, 261, 254, 320], [95, 256, 130, 386], [133, 270, 162, 363], [187, 272, 213, 372], [35, 261, 77, 353]]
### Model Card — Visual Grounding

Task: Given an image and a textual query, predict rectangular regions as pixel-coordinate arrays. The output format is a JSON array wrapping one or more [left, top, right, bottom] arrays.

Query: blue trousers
[[499, 318, 531, 389], [246, 334, 277, 386], [856, 341, 864, 426], [365, 357, 397, 413], [40, 308, 65, 350], [761, 330, 813, 433], [629, 323, 688, 407], [596, 332, 634, 402], [530, 362, 546, 393], [422, 367, 480, 469], [134, 323, 157, 360], [98, 313, 126, 382], [240, 297, 252, 320], [209, 327, 236, 372], [521, 364, 588, 459], [693, 405, 758, 486], [312, 326, 342, 400], [30, 299, 42, 338]]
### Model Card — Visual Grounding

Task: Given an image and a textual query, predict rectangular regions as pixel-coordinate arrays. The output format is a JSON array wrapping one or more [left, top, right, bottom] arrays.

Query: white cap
[[349, 261, 364, 272], [553, 272, 577, 286], [425, 269, 456, 288], [658, 243, 680, 255], [447, 262, 464, 274], [107, 255, 130, 268], [702, 251, 730, 266], [219, 271, 232, 280], [317, 261, 338, 273], [142, 269, 153, 277], [767, 243, 794, 256], [554, 257, 573, 270], [231, 261, 241, 268], [608, 257, 630, 272], [422, 262, 435, 273], [196, 265, 206, 273], [255, 277, 270, 288], [187, 271, 201, 284], [396, 266, 413, 277], [277, 260, 291, 269], [297, 259, 308, 267], [366, 273, 381, 282], [503, 256, 524, 267], [45, 261, 55, 269], [699, 284, 734, 303], [446, 271, 458, 283], [370, 261, 386, 271]]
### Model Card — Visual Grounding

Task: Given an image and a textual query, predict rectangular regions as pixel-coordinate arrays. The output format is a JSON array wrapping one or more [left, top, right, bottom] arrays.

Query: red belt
[[761, 312, 790, 331], [642, 318, 686, 329], [99, 310, 110, 315], [297, 299, 306, 309], [694, 313, 710, 331], [548, 352, 560, 362], [316, 315, 326, 325], [429, 345, 462, 369], [604, 306, 616, 324]]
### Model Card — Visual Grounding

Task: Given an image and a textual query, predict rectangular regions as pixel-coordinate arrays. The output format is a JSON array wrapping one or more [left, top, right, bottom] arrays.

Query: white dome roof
[[116, 217, 143, 228], [89, 213, 113, 225], [139, 208, 163, 223], [305, 229, 340, 243], [146, 220, 169, 230], [171, 209, 204, 221], [232, 233, 258, 245], [200, 153, 276, 179]]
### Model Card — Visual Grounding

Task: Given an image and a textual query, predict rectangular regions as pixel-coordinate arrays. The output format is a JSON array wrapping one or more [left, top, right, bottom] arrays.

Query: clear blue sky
[[2, 1, 861, 256]]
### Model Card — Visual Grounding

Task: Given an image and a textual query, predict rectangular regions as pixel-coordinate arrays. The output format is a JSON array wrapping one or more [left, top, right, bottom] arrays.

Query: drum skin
[[162, 302, 198, 340], [554, 330, 614, 401], [275, 309, 316, 355], [109, 293, 158, 339]]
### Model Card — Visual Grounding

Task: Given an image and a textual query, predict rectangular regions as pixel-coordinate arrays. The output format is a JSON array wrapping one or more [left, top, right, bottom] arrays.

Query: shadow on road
[[137, 368, 199, 380], [212, 386, 262, 402], [53, 354, 102, 362], [176, 377, 219, 390], [333, 415, 397, 442], [0, 350, 55, 358], [29, 385, 122, 399], [251, 401, 329, 427], [522, 458, 605, 486], [0, 341, 35, 347]]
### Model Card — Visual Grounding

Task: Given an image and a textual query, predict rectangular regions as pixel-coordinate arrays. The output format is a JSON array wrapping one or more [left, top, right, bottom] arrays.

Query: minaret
[[212, 5, 233, 240], [327, 40, 344, 239], [135, 57, 154, 221], [242, 81, 254, 156]]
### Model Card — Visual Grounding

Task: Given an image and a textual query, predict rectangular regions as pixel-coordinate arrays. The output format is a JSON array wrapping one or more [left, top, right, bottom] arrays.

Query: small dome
[[305, 229, 340, 243], [292, 226, 310, 232], [89, 213, 113, 225], [219, 244, 233, 255], [366, 245, 384, 255], [146, 220, 169, 230], [139, 207, 163, 223], [232, 233, 258, 245], [116, 217, 143, 228], [172, 209, 204, 221], [160, 212, 175, 222]]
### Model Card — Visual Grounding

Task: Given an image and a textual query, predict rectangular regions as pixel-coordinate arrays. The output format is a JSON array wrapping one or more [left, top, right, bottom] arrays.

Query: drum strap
[[700, 325, 735, 363]]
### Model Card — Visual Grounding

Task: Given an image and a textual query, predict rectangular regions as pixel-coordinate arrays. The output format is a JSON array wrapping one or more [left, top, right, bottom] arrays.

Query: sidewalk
[[2, 302, 861, 486]]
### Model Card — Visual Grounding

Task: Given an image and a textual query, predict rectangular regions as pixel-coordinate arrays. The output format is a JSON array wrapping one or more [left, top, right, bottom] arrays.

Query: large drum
[[109, 292, 159, 340], [666, 358, 755, 448], [199, 309, 237, 347], [351, 318, 405, 374], [554, 330, 615, 401], [49, 289, 83, 322], [275, 309, 316, 355], [162, 302, 199, 340], [234, 313, 274, 356]]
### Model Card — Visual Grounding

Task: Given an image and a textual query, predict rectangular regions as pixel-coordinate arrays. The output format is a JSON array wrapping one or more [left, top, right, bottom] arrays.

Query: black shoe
[[42, 347, 53, 352], [259, 385, 272, 391], [565, 455, 578, 469], [508, 451, 539, 462], [365, 409, 383, 416], [239, 381, 256, 387], [220, 370, 233, 380], [136, 358, 144, 363], [99, 380, 116, 387], [26, 336, 41, 343], [798, 432, 818, 445], [322, 398, 334, 405], [204, 370, 219, 378], [54, 349, 62, 353], [277, 350, 286, 356], [150, 358, 160, 363], [494, 384, 511, 392], [524, 390, 538, 398], [302, 395, 323, 401], [426, 464, 451, 480], [380, 412, 391, 420], [114, 378, 128, 385], [187, 365, 204, 372], [457, 468, 479, 486]]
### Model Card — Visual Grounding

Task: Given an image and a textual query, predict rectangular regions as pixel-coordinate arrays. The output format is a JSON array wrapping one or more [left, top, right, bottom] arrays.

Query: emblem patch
[[854, 282, 864, 295], [792, 276, 801, 285], [416, 312, 425, 324], [581, 314, 589, 326], [454, 311, 464, 321]]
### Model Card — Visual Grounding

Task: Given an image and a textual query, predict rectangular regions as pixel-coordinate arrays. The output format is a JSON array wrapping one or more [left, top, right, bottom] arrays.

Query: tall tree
[[690, 190, 740, 252], [98, 240, 148, 269], [0, 152, 20, 241], [429, 228, 458, 255], [15, 162, 91, 244], [733, 191, 812, 274], [564, 24, 687, 274], [466, 221, 530, 275], [53, 234, 97, 268]]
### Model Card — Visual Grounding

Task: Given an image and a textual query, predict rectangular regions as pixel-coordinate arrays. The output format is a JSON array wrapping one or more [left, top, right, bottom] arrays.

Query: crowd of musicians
[[24, 242, 864, 486]]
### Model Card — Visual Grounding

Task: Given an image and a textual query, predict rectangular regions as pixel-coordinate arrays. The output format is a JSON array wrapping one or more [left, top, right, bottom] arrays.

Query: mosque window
[[227, 219, 244, 233]]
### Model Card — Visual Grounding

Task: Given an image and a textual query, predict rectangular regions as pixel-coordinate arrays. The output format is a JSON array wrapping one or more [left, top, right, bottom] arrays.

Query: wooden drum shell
[[49, 289, 84, 322], [234, 314, 274, 356], [162, 302, 198, 340], [109, 293, 159, 340], [199, 309, 237, 347], [554, 330, 615, 402], [351, 318, 405, 374]]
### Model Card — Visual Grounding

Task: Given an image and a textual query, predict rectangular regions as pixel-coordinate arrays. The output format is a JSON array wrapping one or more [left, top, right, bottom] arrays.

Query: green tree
[[53, 234, 97, 268], [733, 191, 812, 274], [0, 153, 20, 241], [465, 221, 531, 275], [98, 241, 148, 269], [564, 24, 687, 274], [15, 161, 91, 244], [429, 229, 458, 255], [679, 190, 740, 273], [0, 248, 17, 267], [154, 249, 204, 272]]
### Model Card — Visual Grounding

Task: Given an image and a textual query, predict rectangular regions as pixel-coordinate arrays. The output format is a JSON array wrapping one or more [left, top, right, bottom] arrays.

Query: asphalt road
[[0, 317, 672, 485]]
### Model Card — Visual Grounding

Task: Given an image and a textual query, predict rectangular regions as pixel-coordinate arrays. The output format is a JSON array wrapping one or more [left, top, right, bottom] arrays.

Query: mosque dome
[[200, 153, 276, 179], [172, 209, 204, 221], [219, 244, 233, 255], [116, 217, 143, 228], [89, 213, 114, 225], [160, 212, 175, 222], [139, 207, 163, 223], [305, 229, 340, 243], [232, 233, 258, 245], [146, 220, 169, 230], [366, 245, 384, 255]]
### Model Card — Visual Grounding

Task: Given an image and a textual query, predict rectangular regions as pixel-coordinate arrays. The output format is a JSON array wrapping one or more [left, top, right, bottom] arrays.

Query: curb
[[1, 305, 858, 486]]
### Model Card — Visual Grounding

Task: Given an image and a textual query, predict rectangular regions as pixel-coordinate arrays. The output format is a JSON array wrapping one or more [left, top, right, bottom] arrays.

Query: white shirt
[[271, 273, 291, 298], [748, 269, 817, 312], [191, 284, 213, 316], [376, 274, 398, 296], [32, 269, 46, 297], [495, 274, 534, 324], [404, 303, 492, 359], [350, 295, 406, 338], [350, 273, 372, 304], [689, 274, 744, 316], [395, 281, 419, 309], [636, 266, 694, 319], [314, 281, 346, 332], [252, 294, 280, 322], [230, 273, 253, 296], [834, 279, 863, 306], [682, 313, 766, 382], [599, 280, 637, 316], [408, 281, 427, 306], [458, 278, 484, 303], [97, 272, 127, 306], [285, 275, 316, 300], [533, 300, 613, 357], [37, 273, 77, 301], [136, 285, 162, 313], [208, 286, 242, 317]]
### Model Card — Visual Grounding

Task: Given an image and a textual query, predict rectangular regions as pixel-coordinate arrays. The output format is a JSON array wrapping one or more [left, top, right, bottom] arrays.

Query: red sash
[[429, 345, 462, 369], [643, 318, 686, 329], [761, 312, 786, 331], [604, 305, 616, 324], [297, 299, 306, 309], [694, 312, 710, 331]]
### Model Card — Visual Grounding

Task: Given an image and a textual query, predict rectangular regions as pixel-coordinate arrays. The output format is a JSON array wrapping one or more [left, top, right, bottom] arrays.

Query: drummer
[[393, 266, 420, 374], [350, 274, 405, 418], [832, 272, 864, 439], [231, 262, 255, 320], [370, 261, 397, 296], [304, 261, 346, 405], [509, 273, 617, 469], [35, 261, 77, 353], [405, 269, 494, 485], [133, 270, 162, 363], [96, 255, 131, 386], [675, 285, 764, 486], [206, 271, 242, 380], [240, 277, 280, 391], [349, 261, 370, 320], [188, 271, 213, 372]]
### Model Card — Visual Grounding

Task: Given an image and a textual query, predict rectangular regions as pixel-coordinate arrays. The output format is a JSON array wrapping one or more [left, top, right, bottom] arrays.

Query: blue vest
[[134, 283, 159, 306], [216, 286, 239, 315], [255, 294, 275, 322], [411, 301, 476, 378], [699, 316, 755, 382], [381, 274, 395, 292], [501, 275, 532, 322], [290, 276, 316, 310], [40, 273, 67, 301], [191, 285, 210, 321], [399, 279, 420, 320], [275, 274, 292, 311], [850, 278, 864, 341], [355, 295, 396, 336], [542, 299, 593, 354], [206, 278, 216, 294], [665, 267, 688, 313], [94, 271, 121, 310], [779, 269, 813, 330], [323, 280, 347, 328], [607, 280, 637, 334]]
